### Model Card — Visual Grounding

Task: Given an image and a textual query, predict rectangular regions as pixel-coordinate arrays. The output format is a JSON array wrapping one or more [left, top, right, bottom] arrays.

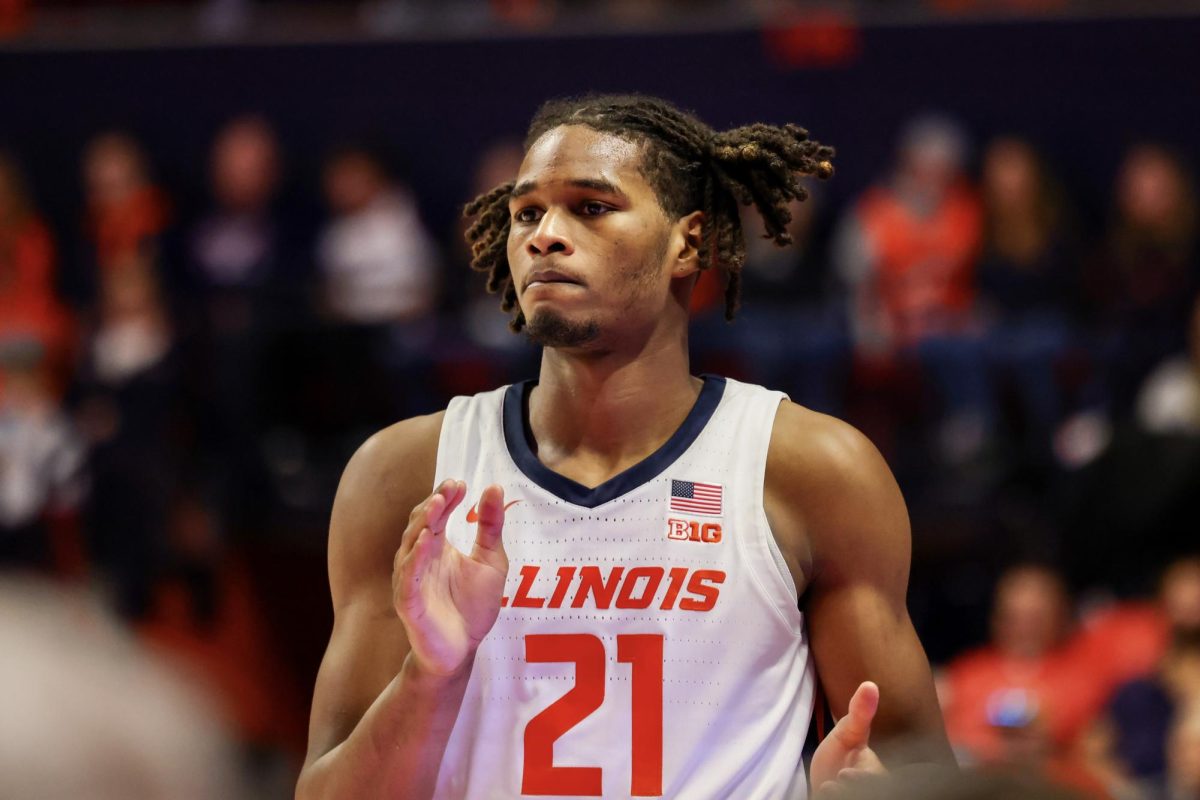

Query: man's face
[[212, 123, 278, 212], [506, 125, 686, 350], [990, 568, 1067, 659], [1163, 559, 1200, 629], [84, 138, 143, 208], [324, 154, 384, 215]]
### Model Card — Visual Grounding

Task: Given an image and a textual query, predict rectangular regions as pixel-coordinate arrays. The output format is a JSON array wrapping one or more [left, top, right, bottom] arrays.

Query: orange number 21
[[522, 633, 663, 797]]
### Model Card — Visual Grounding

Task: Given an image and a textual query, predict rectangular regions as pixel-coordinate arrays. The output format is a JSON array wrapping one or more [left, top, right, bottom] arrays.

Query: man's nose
[[527, 209, 574, 257]]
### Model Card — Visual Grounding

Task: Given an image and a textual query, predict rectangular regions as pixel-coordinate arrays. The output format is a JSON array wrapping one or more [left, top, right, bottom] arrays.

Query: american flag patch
[[669, 479, 723, 517]]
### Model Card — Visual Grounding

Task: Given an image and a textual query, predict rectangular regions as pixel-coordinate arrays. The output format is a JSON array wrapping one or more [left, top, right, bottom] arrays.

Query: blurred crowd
[[1, 110, 1198, 798], [0, 0, 1083, 41]]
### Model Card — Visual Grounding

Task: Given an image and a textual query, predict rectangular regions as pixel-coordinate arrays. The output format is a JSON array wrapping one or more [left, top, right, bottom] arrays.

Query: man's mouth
[[525, 269, 583, 290]]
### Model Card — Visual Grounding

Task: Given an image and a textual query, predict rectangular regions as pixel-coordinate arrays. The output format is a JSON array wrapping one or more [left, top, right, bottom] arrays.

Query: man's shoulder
[[764, 401, 908, 571], [327, 411, 447, 599], [766, 400, 890, 493], [347, 410, 447, 491], [343, 380, 515, 495]]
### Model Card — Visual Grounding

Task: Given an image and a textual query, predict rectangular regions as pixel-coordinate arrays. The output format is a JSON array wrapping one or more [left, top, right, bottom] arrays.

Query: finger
[[398, 495, 443, 565], [470, 484, 507, 564], [428, 480, 467, 535], [832, 681, 880, 750], [399, 480, 459, 559], [426, 514, 447, 564]]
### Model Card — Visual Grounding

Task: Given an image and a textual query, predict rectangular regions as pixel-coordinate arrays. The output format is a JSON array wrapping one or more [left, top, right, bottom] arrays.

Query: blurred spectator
[[1137, 295, 1200, 436], [941, 564, 1110, 782], [1167, 706, 1200, 800], [0, 154, 72, 370], [1084, 144, 1199, 416], [317, 146, 438, 325], [1074, 555, 1200, 697], [0, 576, 244, 800], [1086, 626, 1200, 798], [835, 115, 988, 461], [1078, 559, 1200, 798], [75, 260, 180, 619], [0, 337, 86, 569], [1162, 558, 1200, 632], [190, 115, 288, 295], [837, 115, 982, 348], [316, 146, 441, 419], [978, 137, 1079, 451], [79, 133, 171, 302], [187, 116, 300, 538]]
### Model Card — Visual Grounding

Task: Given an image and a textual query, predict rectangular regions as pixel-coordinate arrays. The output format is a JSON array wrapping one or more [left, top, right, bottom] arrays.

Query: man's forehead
[[516, 125, 646, 188]]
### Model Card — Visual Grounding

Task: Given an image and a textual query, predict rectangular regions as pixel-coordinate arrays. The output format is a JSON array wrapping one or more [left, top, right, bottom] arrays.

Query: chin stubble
[[524, 310, 601, 348]]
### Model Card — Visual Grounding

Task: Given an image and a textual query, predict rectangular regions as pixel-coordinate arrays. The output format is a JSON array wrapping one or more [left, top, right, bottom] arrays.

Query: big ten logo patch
[[666, 517, 723, 543]]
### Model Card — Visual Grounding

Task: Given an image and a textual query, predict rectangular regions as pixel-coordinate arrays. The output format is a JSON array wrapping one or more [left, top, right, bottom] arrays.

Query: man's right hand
[[392, 480, 510, 678]]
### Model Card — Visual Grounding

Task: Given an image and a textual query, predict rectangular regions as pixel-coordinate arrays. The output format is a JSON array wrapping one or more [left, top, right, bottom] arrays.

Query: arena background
[[1, 1, 1199, 797]]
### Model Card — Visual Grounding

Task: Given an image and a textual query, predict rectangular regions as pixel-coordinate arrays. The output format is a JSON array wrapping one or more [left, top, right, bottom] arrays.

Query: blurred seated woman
[[977, 137, 1080, 459]]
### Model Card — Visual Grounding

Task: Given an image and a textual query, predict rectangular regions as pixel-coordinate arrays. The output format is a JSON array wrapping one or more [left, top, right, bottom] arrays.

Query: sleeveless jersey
[[431, 376, 815, 799]]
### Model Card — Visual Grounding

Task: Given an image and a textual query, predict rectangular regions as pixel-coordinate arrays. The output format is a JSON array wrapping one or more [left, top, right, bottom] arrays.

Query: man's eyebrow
[[567, 178, 627, 197], [511, 180, 537, 199], [510, 178, 627, 200]]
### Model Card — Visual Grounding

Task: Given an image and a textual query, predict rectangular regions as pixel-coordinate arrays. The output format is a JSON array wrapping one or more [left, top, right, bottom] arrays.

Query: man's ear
[[671, 211, 705, 278]]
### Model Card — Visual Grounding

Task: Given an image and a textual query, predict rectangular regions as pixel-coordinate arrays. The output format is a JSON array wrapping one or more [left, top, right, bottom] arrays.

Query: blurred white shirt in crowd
[[317, 189, 438, 324], [1137, 357, 1200, 435], [0, 404, 86, 530]]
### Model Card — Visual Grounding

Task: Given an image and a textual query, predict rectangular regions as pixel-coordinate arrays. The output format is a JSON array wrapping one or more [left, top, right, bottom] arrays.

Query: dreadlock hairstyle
[[463, 94, 835, 331]]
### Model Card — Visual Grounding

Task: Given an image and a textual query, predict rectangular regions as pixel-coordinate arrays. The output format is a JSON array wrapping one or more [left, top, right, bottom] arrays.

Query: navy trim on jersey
[[502, 375, 727, 509]]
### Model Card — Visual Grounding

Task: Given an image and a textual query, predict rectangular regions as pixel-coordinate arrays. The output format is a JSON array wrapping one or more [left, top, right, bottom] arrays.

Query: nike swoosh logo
[[466, 500, 521, 523]]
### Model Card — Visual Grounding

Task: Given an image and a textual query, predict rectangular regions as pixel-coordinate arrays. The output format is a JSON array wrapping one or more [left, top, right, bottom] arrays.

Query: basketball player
[[296, 96, 951, 799]]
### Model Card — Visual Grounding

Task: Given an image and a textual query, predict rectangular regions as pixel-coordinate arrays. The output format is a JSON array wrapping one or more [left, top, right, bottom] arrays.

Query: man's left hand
[[810, 681, 887, 796]]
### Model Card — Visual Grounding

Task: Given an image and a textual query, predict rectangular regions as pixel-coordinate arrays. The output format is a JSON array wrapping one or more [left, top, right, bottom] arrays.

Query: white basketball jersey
[[432, 376, 816, 799]]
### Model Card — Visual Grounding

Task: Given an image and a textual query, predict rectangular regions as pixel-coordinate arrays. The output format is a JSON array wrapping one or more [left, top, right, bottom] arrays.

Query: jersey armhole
[[738, 391, 806, 637], [432, 394, 473, 491]]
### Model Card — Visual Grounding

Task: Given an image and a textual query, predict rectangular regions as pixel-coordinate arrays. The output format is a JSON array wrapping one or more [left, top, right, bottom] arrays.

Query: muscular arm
[[765, 401, 952, 764], [296, 412, 469, 800]]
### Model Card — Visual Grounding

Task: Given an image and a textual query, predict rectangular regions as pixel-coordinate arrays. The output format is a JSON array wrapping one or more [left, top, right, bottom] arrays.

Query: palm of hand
[[393, 481, 510, 677], [402, 542, 507, 675]]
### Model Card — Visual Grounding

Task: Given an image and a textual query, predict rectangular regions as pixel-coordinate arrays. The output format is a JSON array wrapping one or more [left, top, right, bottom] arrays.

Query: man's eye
[[513, 207, 542, 223], [579, 201, 611, 216]]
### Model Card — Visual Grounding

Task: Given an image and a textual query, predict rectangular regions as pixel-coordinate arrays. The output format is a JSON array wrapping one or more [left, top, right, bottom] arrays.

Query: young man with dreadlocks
[[297, 95, 951, 800]]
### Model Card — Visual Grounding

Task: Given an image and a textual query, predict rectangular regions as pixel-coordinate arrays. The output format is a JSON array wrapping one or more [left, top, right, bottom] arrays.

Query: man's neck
[[528, 331, 700, 489]]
